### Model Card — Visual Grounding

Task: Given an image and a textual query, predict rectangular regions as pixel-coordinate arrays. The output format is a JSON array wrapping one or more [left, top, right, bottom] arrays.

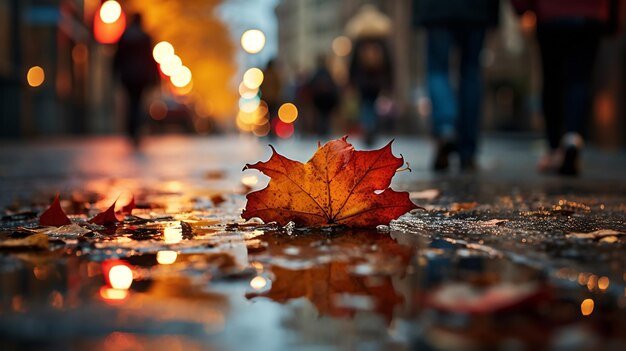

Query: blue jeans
[[427, 27, 485, 162]]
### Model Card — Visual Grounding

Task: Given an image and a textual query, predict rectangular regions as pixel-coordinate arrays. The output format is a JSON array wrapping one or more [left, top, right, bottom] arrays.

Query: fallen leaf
[[0, 233, 49, 250], [120, 196, 135, 215], [450, 202, 479, 211], [39, 195, 71, 227], [566, 229, 625, 240], [89, 200, 120, 226], [242, 137, 419, 228], [409, 189, 440, 200], [478, 219, 508, 227]]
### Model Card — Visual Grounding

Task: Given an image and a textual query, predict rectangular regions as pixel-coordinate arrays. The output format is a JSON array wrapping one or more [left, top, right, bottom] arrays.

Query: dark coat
[[348, 37, 393, 99], [413, 0, 500, 28], [113, 23, 159, 89]]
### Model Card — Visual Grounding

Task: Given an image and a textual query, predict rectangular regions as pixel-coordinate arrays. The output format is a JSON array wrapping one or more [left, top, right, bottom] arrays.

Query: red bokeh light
[[273, 120, 294, 139], [94, 8, 126, 44]]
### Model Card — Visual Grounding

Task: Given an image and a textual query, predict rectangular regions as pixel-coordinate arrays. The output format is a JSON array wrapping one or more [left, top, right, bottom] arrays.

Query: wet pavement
[[0, 135, 625, 351]]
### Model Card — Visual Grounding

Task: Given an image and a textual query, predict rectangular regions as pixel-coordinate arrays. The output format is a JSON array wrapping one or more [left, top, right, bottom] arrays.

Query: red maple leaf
[[242, 137, 419, 228], [39, 195, 72, 227], [120, 195, 135, 215], [89, 200, 120, 226]]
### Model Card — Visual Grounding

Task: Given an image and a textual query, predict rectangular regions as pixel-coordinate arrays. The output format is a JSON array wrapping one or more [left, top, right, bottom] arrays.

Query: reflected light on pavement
[[164, 226, 183, 244], [109, 265, 133, 290], [250, 276, 267, 290], [157, 250, 178, 265], [100, 287, 129, 302]]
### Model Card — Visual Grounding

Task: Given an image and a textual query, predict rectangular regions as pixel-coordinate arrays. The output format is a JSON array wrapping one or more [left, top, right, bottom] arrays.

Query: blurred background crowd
[[0, 0, 624, 173]]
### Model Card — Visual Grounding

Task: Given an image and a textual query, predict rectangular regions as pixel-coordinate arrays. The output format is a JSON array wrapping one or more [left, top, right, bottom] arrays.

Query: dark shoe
[[559, 145, 579, 176], [432, 140, 456, 171]]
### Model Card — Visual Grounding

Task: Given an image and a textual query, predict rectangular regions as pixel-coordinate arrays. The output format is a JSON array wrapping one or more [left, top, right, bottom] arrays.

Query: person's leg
[[537, 25, 565, 152], [427, 28, 456, 170], [360, 94, 377, 146], [457, 27, 486, 169], [126, 87, 143, 147], [560, 23, 601, 175], [427, 28, 456, 139]]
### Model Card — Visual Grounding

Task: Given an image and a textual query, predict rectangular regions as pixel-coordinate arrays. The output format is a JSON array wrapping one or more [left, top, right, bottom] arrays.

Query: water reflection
[[246, 230, 413, 323]]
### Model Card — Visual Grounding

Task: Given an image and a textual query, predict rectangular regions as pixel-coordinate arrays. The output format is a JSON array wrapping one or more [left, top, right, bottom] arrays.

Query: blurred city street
[[1, 0, 626, 350]]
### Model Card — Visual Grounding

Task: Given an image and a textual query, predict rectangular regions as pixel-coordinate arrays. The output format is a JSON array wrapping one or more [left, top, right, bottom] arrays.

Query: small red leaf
[[89, 200, 120, 226], [120, 195, 135, 215], [40, 195, 72, 227]]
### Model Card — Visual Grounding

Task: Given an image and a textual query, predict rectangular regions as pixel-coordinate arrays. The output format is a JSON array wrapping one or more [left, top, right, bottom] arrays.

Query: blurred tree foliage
[[126, 0, 237, 120]]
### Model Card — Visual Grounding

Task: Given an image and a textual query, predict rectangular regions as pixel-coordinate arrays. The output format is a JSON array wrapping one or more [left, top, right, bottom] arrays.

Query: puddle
[[1, 178, 625, 350]]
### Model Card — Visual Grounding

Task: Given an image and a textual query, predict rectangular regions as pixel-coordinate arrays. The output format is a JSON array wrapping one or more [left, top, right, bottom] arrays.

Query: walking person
[[512, 0, 619, 176], [113, 14, 159, 148], [347, 5, 393, 147], [413, 0, 500, 171], [308, 55, 340, 138]]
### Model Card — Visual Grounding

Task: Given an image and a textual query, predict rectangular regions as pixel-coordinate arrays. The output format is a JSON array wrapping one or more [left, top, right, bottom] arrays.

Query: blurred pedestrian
[[413, 0, 499, 171], [308, 55, 340, 138], [513, 0, 619, 176], [113, 14, 159, 148], [347, 5, 393, 147], [260, 59, 282, 139]]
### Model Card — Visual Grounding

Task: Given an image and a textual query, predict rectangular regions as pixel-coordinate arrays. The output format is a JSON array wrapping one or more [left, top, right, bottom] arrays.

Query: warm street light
[[160, 54, 182, 77], [26, 66, 45, 87], [170, 65, 192, 88], [241, 29, 266, 54], [100, 1, 122, 24], [94, 0, 125, 44], [153, 41, 175, 64], [242, 67, 264, 89]]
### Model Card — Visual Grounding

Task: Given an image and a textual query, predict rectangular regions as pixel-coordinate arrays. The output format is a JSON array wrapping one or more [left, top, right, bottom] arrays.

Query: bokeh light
[[170, 65, 192, 87], [250, 276, 267, 290], [274, 120, 294, 139], [156, 250, 178, 265], [581, 298, 594, 316], [26, 66, 45, 87], [241, 29, 266, 54], [239, 96, 261, 113], [99, 287, 128, 301], [241, 175, 258, 186], [159, 54, 182, 77], [243, 68, 264, 89], [153, 41, 175, 64], [149, 100, 168, 120], [164, 226, 183, 244], [108, 265, 133, 290], [278, 103, 298, 123], [253, 122, 270, 137], [332, 36, 352, 57], [238, 82, 259, 99], [99, 1, 122, 24]]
